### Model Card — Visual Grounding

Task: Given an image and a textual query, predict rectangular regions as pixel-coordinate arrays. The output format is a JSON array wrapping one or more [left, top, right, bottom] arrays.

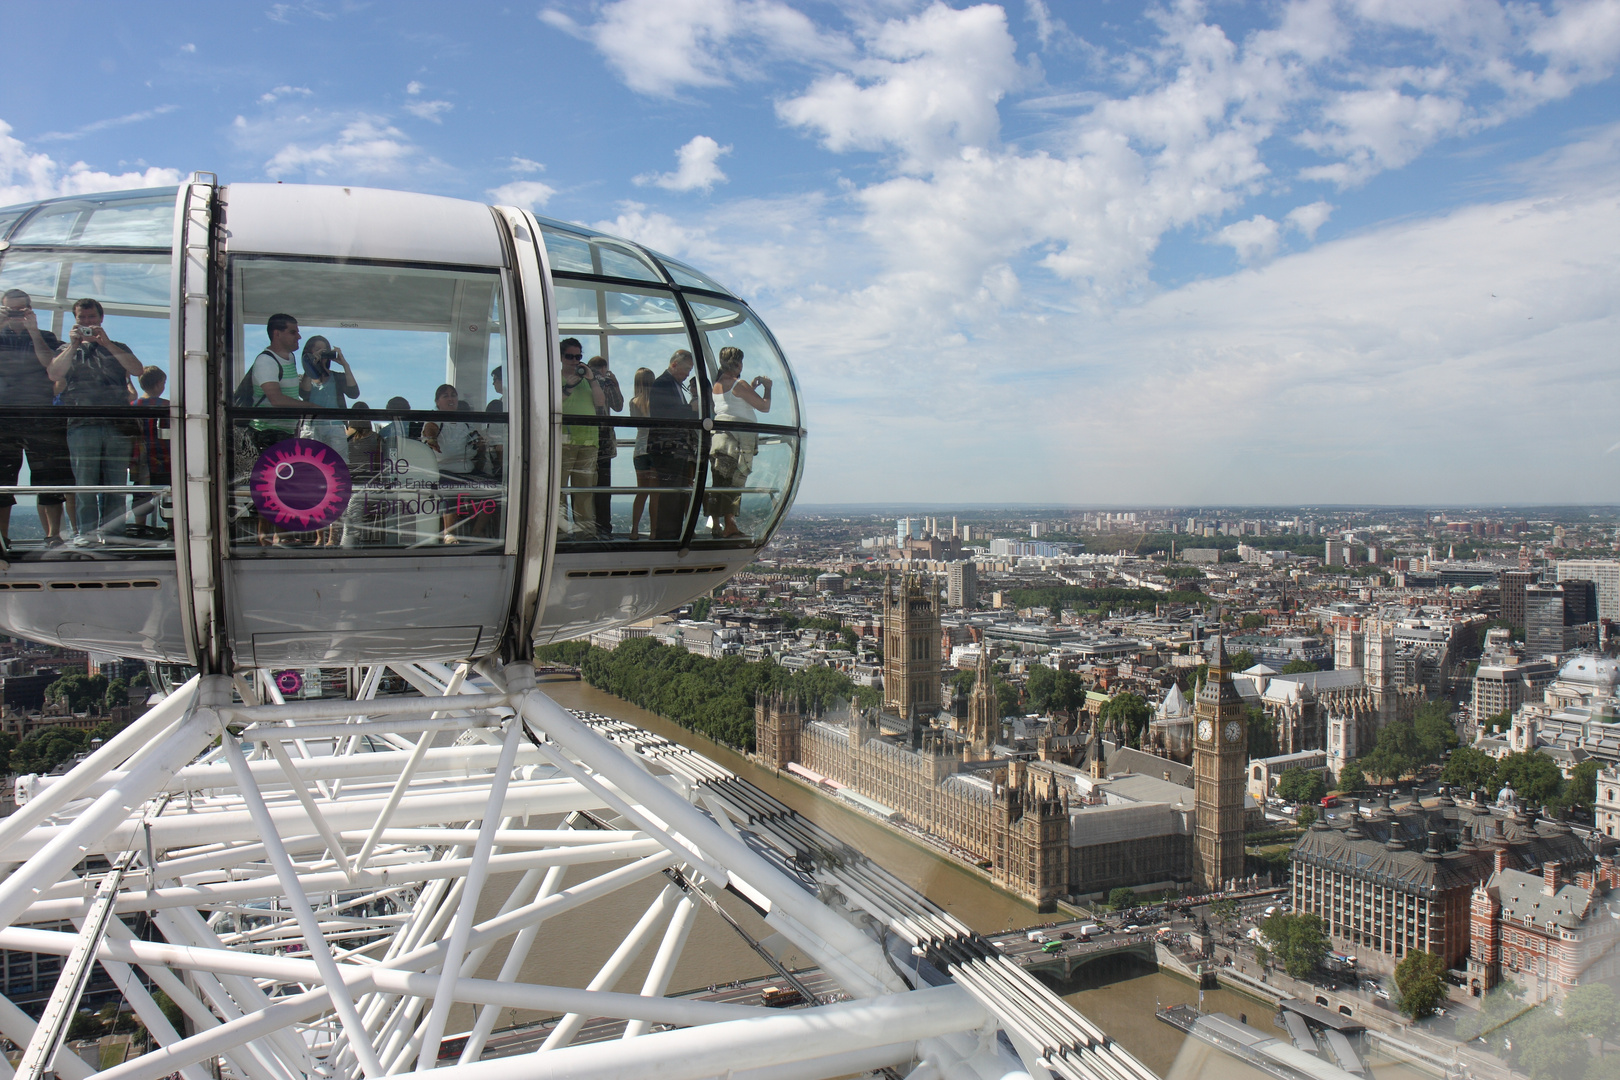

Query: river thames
[[492, 680, 1425, 1080]]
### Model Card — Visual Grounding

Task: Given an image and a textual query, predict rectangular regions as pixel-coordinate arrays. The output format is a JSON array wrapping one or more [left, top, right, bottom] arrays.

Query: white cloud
[[180, 43, 196, 53], [776, 170, 1620, 504], [1298, 88, 1467, 186], [261, 116, 425, 180], [403, 99, 453, 122], [406, 81, 424, 95], [259, 85, 312, 105], [1214, 215, 1282, 263], [634, 135, 731, 192], [0, 120, 182, 206], [777, 3, 1025, 173], [487, 180, 557, 210], [36, 105, 178, 143], [541, 0, 846, 97], [1285, 200, 1334, 239], [508, 156, 545, 173], [1025, 0, 1067, 47]]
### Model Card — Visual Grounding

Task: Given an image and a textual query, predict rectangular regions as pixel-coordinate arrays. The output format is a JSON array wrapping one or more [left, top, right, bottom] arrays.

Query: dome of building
[[1558, 654, 1620, 692]]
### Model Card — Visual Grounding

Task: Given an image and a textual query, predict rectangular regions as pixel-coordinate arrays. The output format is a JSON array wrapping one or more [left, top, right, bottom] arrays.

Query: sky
[[2, 0, 1618, 507]]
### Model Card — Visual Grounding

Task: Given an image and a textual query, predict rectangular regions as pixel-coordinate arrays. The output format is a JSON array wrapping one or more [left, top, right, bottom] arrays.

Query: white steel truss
[[0, 661, 1155, 1080]]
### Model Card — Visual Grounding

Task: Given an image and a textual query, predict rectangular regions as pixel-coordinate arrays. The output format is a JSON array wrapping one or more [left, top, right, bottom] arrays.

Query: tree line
[[535, 639, 880, 751]]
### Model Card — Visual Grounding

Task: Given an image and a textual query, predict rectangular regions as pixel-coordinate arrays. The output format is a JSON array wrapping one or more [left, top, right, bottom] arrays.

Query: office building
[[1500, 570, 1537, 630], [1563, 577, 1599, 627], [1472, 656, 1558, 725], [947, 561, 977, 610], [1293, 790, 1593, 976], [1470, 856, 1620, 1004], [1526, 584, 1571, 655], [1558, 560, 1620, 622]]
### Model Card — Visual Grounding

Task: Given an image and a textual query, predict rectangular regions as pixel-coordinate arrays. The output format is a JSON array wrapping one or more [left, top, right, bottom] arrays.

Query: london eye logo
[[251, 438, 352, 530]]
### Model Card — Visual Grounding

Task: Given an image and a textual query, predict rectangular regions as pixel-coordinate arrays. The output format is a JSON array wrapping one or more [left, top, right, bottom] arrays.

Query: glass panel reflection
[[687, 299, 798, 427], [231, 259, 506, 416], [0, 242, 174, 558], [549, 424, 794, 548], [554, 423, 696, 546], [9, 190, 177, 248], [698, 431, 796, 544], [651, 253, 733, 296], [228, 411, 507, 552], [538, 223, 664, 283]]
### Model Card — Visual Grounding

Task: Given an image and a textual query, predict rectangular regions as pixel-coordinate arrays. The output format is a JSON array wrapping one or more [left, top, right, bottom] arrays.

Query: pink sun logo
[[274, 670, 304, 695], [251, 438, 352, 530]]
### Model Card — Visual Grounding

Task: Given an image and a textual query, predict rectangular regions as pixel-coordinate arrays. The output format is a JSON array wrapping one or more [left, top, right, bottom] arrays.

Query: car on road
[[1058, 931, 1074, 940]]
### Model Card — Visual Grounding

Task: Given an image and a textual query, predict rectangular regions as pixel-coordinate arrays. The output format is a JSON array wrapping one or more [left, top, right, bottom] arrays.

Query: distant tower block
[[1194, 636, 1247, 892], [884, 572, 941, 719]]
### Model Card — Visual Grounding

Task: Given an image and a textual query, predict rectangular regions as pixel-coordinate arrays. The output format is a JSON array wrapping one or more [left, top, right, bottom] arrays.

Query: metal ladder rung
[[16, 851, 136, 1080]]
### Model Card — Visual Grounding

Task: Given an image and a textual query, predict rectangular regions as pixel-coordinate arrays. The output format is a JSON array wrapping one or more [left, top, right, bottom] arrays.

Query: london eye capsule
[[0, 178, 804, 670]]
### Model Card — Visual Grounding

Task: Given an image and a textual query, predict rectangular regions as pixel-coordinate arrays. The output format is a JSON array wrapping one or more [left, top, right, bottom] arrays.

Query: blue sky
[[3, 0, 1619, 506]]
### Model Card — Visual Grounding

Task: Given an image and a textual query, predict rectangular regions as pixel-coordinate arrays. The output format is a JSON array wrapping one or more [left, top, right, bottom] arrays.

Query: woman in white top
[[705, 346, 770, 538]]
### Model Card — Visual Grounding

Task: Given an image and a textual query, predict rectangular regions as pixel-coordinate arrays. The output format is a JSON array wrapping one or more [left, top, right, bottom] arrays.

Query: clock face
[[1198, 720, 1213, 741], [1225, 720, 1242, 744]]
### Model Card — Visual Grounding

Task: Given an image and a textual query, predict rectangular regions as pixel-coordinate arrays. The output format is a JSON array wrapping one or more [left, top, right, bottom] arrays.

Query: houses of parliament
[[755, 574, 1250, 907]]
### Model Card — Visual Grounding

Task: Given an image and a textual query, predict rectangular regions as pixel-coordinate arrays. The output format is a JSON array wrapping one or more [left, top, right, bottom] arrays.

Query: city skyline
[[1, 1, 1617, 504]]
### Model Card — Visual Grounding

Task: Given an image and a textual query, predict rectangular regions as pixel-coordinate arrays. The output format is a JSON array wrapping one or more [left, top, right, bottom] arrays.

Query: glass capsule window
[[536, 221, 668, 285], [546, 236, 801, 550], [226, 257, 510, 553], [0, 188, 177, 557]]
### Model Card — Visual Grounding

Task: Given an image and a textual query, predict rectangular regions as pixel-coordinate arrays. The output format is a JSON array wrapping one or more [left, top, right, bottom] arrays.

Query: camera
[[319, 348, 337, 361], [573, 364, 588, 378]]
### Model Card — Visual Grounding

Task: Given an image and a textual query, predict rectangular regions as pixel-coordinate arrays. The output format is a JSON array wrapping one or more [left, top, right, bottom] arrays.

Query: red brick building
[[1467, 853, 1620, 1003]]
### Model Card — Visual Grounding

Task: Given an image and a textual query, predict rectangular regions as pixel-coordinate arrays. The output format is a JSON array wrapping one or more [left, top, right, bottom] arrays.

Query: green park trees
[[1456, 982, 1620, 1080], [537, 637, 882, 752], [1274, 767, 1327, 807], [1025, 664, 1086, 723], [1441, 744, 1501, 795], [1394, 949, 1446, 1020], [1495, 750, 1566, 807], [1563, 983, 1620, 1047], [1097, 692, 1150, 749], [1352, 702, 1461, 786], [1335, 760, 1367, 795], [1260, 912, 1329, 979], [1280, 659, 1318, 675]]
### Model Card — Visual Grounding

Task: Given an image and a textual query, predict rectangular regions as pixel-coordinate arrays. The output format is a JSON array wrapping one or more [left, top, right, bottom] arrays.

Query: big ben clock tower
[[1194, 636, 1247, 892]]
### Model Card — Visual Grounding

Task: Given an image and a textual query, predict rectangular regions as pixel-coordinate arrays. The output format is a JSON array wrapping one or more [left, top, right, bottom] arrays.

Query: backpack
[[231, 369, 258, 409], [233, 350, 295, 408]]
